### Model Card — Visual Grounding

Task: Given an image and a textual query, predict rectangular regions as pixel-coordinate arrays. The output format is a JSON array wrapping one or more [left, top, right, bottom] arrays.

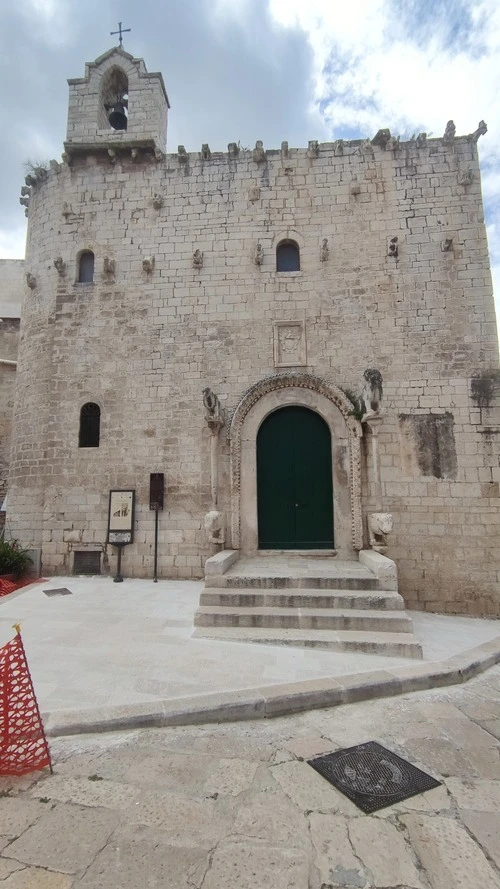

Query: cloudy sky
[[1, 0, 499, 337]]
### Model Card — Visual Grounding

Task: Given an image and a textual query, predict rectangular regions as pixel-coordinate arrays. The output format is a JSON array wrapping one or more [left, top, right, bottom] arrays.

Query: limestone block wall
[[0, 258, 23, 517], [8, 133, 500, 614]]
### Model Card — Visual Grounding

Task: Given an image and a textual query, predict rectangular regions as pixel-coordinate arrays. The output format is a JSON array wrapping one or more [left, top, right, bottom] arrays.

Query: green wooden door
[[257, 406, 334, 549]]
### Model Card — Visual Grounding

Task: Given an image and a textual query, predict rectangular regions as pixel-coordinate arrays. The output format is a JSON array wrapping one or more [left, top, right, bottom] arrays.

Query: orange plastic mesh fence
[[0, 632, 51, 776]]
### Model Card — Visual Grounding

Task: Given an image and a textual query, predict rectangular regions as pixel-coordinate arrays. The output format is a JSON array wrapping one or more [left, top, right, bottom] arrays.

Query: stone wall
[[7, 130, 500, 614], [0, 258, 23, 518]]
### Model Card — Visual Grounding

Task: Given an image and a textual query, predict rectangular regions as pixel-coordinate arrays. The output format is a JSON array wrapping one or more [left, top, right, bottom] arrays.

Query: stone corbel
[[371, 129, 391, 149], [468, 120, 487, 143], [193, 249, 204, 269], [54, 257, 66, 275], [26, 273, 37, 290], [142, 256, 155, 274]]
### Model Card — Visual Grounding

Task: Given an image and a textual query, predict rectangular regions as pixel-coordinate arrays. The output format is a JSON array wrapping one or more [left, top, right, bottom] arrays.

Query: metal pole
[[153, 509, 159, 582], [113, 545, 123, 582]]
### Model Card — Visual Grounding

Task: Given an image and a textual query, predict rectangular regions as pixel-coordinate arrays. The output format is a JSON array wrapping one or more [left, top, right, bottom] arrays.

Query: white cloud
[[0, 225, 27, 259]]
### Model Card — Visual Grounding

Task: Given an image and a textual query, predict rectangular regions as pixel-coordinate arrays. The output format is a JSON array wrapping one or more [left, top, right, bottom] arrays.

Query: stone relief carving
[[388, 236, 399, 258], [193, 249, 204, 269], [459, 168, 473, 186], [362, 368, 383, 420], [26, 273, 37, 290], [443, 120, 456, 143], [254, 243, 264, 266], [248, 185, 261, 202], [203, 387, 224, 430], [320, 239, 329, 262], [228, 373, 363, 551], [152, 193, 164, 210], [103, 256, 116, 276], [142, 256, 155, 273], [204, 509, 225, 546], [441, 238, 453, 252], [368, 512, 393, 554], [274, 322, 306, 368], [54, 257, 66, 275]]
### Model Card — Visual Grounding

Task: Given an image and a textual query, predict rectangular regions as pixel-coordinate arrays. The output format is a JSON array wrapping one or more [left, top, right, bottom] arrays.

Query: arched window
[[99, 66, 129, 131], [78, 251, 95, 284], [79, 403, 100, 448], [276, 240, 300, 272]]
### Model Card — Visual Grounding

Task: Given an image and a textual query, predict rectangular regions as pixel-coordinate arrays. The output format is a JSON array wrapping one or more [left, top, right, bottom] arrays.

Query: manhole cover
[[308, 741, 441, 813], [44, 587, 73, 597]]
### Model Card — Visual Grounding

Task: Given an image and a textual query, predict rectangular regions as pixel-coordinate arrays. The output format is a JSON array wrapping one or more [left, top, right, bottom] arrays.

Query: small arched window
[[276, 240, 300, 272], [78, 251, 95, 284], [79, 403, 100, 448]]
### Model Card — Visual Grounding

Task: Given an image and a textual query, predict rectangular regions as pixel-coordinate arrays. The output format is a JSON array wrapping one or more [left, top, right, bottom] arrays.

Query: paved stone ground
[[1, 577, 499, 713], [2, 666, 500, 887]]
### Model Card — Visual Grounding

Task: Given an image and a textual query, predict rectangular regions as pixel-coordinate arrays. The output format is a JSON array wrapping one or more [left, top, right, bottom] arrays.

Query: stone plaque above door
[[273, 320, 306, 368]]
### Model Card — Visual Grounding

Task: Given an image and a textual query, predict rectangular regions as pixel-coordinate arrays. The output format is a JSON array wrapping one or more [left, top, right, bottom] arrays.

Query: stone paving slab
[[2, 668, 500, 887]]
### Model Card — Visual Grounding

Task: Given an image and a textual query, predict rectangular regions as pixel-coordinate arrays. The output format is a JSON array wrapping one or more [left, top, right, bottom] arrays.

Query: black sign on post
[[149, 473, 164, 511], [150, 473, 164, 582]]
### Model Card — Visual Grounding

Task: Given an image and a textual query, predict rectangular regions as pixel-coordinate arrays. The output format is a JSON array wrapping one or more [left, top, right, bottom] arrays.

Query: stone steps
[[194, 605, 413, 633], [192, 626, 423, 659], [200, 587, 405, 611], [196, 553, 423, 660], [205, 573, 379, 590]]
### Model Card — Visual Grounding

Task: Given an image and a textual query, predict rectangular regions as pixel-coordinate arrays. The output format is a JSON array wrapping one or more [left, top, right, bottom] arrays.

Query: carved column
[[365, 415, 383, 511], [203, 388, 225, 546]]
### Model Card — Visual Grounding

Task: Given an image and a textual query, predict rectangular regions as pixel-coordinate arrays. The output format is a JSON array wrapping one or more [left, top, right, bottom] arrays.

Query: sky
[[0, 0, 499, 339]]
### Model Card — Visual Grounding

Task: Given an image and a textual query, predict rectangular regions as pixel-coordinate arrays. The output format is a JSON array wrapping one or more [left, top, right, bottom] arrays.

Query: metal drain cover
[[44, 587, 73, 597], [308, 741, 441, 813]]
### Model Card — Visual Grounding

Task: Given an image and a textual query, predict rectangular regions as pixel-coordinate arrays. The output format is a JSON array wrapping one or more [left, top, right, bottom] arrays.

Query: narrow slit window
[[276, 240, 300, 272], [78, 251, 95, 283], [79, 403, 100, 448]]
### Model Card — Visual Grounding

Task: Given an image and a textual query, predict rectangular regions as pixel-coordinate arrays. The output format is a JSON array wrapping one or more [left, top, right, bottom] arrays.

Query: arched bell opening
[[99, 66, 129, 131]]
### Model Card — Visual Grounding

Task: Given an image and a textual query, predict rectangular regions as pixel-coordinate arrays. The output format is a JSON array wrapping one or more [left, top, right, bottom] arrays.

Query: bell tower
[[64, 46, 169, 160]]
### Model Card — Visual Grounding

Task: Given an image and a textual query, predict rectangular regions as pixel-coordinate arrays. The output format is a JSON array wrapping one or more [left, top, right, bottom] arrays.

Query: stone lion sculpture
[[362, 368, 383, 419], [204, 509, 225, 545], [368, 512, 393, 553]]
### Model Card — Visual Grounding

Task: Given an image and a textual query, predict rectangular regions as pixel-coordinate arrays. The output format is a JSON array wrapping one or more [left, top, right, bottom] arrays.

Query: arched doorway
[[257, 406, 334, 549]]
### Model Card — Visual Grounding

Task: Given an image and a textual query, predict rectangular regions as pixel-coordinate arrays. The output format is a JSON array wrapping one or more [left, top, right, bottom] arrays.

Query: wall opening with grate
[[73, 550, 101, 575]]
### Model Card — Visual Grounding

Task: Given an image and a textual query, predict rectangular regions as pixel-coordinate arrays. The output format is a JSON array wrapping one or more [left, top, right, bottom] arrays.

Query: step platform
[[194, 552, 423, 660]]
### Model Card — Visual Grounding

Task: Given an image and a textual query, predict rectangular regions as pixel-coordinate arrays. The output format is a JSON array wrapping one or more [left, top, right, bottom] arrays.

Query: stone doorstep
[[205, 574, 380, 590], [199, 588, 405, 610], [43, 636, 500, 738], [191, 626, 422, 658], [194, 606, 413, 633]]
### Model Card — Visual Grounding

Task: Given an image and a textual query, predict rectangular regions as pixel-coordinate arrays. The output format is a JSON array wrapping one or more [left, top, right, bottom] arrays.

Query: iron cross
[[110, 22, 131, 47]]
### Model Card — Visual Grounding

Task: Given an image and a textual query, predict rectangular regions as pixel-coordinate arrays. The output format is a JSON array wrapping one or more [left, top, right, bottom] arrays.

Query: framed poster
[[108, 489, 135, 545]]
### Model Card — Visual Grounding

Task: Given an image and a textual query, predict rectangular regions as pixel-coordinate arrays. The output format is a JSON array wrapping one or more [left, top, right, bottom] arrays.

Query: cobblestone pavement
[[2, 667, 500, 888]]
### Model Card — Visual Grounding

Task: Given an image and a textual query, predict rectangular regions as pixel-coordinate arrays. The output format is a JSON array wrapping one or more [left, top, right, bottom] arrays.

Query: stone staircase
[[193, 552, 423, 659]]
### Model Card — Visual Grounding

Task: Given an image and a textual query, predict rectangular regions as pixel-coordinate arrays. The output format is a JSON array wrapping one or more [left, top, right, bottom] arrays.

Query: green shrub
[[0, 539, 33, 579]]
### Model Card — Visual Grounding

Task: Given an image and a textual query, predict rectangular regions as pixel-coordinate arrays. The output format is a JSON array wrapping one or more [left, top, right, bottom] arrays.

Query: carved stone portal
[[229, 373, 364, 552], [273, 321, 306, 368]]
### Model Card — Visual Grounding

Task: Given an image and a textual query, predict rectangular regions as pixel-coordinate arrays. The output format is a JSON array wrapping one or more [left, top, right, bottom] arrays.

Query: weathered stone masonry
[[5, 47, 500, 615]]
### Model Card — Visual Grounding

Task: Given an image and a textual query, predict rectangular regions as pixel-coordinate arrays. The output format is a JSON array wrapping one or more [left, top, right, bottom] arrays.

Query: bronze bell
[[107, 100, 128, 131]]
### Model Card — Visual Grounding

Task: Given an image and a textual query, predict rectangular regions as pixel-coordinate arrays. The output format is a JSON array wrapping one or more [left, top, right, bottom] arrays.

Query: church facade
[[5, 46, 500, 615]]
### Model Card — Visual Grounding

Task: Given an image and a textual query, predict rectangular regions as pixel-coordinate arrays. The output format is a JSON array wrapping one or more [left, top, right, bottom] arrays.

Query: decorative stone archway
[[228, 373, 363, 554]]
